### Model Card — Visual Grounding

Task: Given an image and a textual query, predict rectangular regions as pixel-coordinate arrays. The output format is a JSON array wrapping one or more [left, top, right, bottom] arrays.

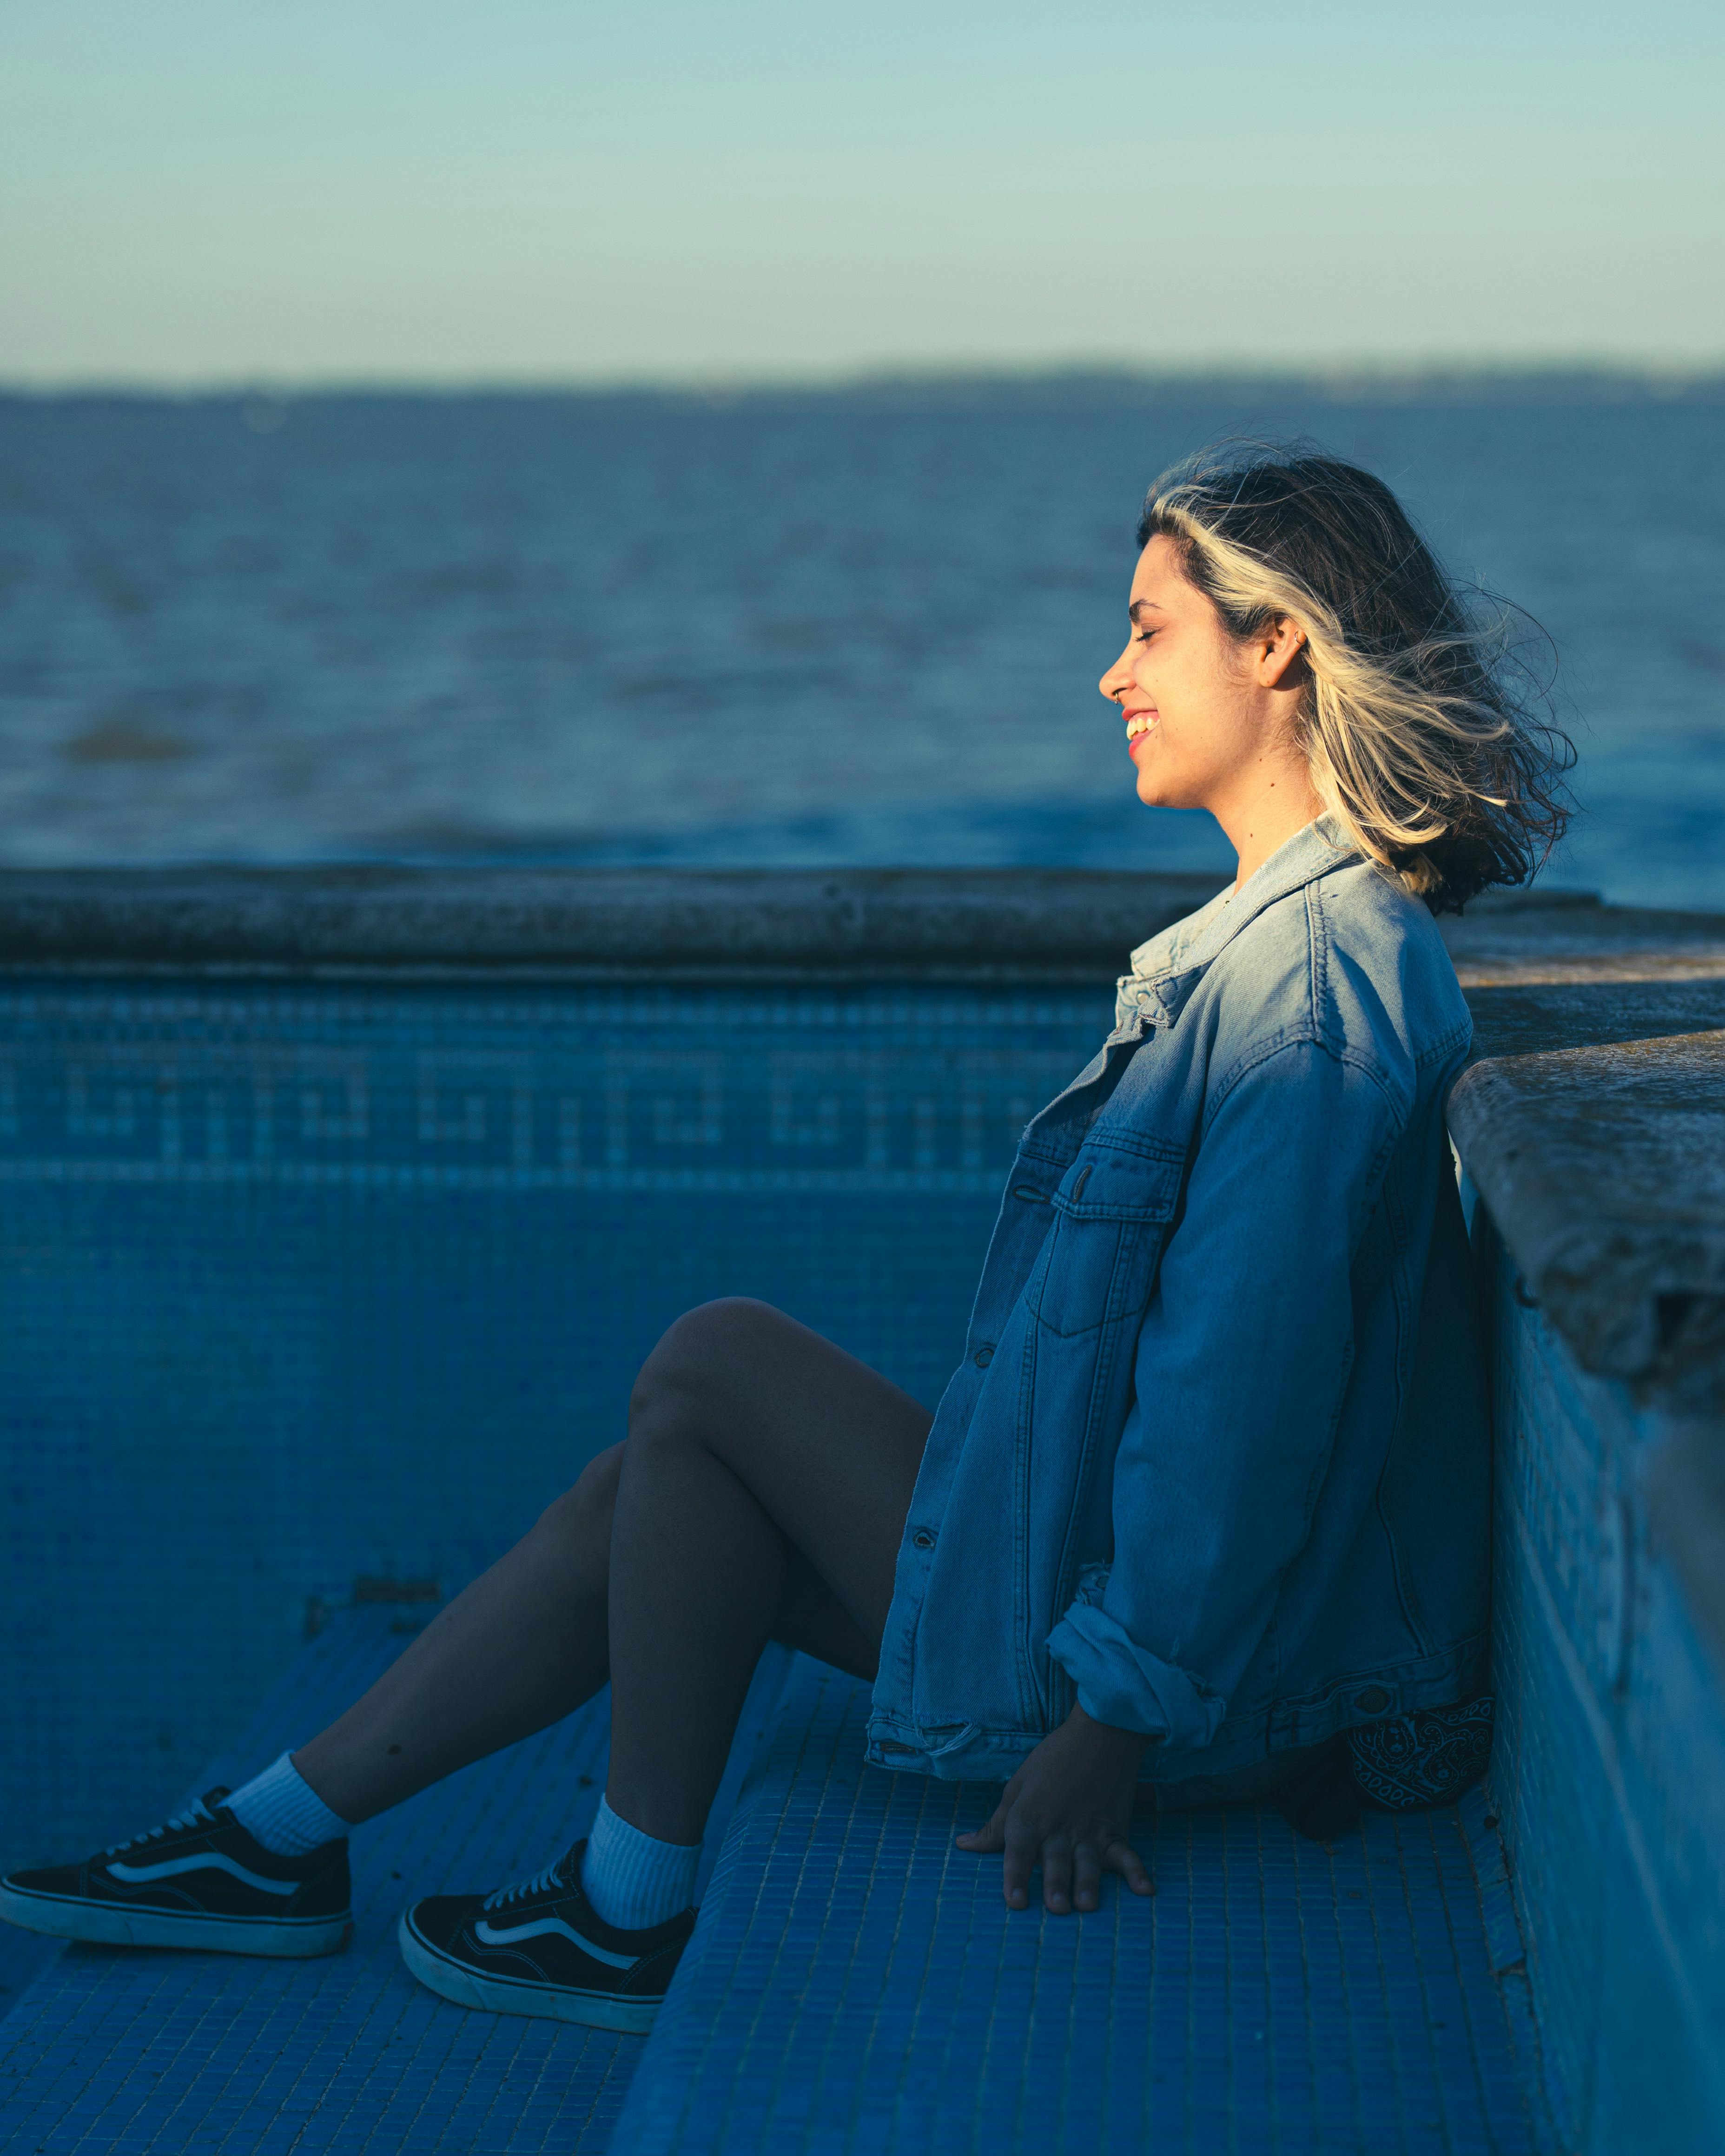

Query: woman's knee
[[627, 1296, 787, 1436], [539, 1440, 625, 1567]]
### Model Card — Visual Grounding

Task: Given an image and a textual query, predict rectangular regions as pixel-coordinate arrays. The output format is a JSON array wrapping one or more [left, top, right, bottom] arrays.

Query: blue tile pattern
[[0, 976, 1564, 2153], [612, 1661, 1541, 2156], [0, 1611, 790, 2155], [0, 980, 1111, 1871]]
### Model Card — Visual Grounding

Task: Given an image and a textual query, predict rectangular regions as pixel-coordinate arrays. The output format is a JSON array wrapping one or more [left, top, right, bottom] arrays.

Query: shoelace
[[482, 1855, 571, 1913], [104, 1797, 215, 1858]]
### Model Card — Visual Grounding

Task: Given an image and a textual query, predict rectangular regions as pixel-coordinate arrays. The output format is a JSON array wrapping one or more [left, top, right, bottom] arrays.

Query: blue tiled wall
[[1479, 1217, 1725, 2151], [0, 980, 1113, 1870], [8, 973, 1720, 2156]]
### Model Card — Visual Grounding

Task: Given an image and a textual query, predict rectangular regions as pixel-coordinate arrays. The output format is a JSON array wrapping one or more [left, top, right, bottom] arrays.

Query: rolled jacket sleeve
[[1045, 1036, 1403, 1748]]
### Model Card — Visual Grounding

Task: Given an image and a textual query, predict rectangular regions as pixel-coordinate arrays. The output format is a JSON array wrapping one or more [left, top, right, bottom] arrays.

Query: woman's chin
[[1131, 754, 1202, 812]]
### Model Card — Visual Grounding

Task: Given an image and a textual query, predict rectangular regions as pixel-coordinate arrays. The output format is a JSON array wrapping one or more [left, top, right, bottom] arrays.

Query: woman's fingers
[[1071, 1841, 1103, 1912], [1001, 1809, 1043, 1910], [958, 1799, 1153, 1912], [1106, 1837, 1156, 1896], [1040, 1835, 1074, 1913]]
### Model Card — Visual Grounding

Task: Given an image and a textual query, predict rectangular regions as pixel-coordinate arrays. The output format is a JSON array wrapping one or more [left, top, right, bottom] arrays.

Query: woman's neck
[[1213, 758, 1325, 893]]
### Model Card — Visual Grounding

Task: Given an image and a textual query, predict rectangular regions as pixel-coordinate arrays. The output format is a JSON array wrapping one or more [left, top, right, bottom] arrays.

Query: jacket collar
[[1115, 815, 1361, 1032]]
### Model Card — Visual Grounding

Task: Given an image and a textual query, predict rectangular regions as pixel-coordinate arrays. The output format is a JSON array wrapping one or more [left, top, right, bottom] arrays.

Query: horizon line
[[4, 356, 1725, 405]]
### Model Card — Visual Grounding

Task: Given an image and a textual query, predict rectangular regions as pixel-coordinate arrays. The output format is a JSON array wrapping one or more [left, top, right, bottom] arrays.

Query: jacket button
[[912, 1529, 936, 1551], [1354, 1686, 1392, 1714], [973, 1344, 993, 1367]]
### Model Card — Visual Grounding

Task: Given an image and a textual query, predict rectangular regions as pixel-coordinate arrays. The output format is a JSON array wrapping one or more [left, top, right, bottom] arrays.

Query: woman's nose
[[1098, 646, 1132, 703]]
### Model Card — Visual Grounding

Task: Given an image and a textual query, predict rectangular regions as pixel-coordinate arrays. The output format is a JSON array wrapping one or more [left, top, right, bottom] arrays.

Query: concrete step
[[1, 1624, 1549, 2155], [609, 1660, 1547, 2156], [0, 1610, 784, 2156]]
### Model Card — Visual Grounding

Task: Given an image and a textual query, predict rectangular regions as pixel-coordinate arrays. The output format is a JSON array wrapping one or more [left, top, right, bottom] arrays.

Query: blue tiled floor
[[3, 1629, 1545, 2155], [0, 1612, 784, 2156], [610, 1663, 1544, 2156]]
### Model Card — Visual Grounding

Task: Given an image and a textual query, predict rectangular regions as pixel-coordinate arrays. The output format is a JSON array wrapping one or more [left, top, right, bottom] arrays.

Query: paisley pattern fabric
[[1347, 1695, 1495, 1811]]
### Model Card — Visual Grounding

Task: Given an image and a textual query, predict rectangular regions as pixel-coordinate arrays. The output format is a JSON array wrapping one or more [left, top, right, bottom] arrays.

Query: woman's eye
[[1134, 629, 1156, 644]]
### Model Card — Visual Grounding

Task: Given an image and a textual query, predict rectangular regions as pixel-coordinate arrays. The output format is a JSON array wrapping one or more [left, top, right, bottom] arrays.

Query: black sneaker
[[398, 1840, 694, 2031], [0, 1790, 351, 1958]]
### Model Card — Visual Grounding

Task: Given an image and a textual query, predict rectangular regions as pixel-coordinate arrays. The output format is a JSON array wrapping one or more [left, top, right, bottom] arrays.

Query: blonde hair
[[1140, 445, 1573, 910]]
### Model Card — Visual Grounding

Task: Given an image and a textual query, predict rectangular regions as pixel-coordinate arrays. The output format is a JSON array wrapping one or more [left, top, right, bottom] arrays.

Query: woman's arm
[[1049, 1033, 1402, 1742], [967, 1035, 1403, 1910]]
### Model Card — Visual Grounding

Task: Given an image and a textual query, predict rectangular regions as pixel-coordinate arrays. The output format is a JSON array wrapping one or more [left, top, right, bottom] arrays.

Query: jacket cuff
[[1046, 1601, 1228, 1751]]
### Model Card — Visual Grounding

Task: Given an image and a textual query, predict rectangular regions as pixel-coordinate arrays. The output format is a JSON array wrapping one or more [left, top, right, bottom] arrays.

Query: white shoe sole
[[0, 1883, 350, 1958], [397, 1911, 664, 2032]]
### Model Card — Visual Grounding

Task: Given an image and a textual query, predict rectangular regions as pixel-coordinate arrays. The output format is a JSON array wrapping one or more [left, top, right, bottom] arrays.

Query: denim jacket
[[866, 818, 1490, 1788]]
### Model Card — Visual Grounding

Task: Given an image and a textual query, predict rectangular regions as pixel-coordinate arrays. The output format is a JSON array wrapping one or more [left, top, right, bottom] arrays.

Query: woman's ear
[[1256, 615, 1308, 689]]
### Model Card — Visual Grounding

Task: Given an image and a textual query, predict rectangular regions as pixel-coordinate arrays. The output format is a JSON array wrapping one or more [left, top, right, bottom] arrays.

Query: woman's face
[[1098, 533, 1295, 815]]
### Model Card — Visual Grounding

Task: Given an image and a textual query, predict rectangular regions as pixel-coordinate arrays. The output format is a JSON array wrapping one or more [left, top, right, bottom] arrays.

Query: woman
[[0, 444, 1571, 2034]]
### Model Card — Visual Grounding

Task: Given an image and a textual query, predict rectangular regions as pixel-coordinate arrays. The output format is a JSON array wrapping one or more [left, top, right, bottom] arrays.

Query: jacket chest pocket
[[1024, 1141, 1185, 1338]]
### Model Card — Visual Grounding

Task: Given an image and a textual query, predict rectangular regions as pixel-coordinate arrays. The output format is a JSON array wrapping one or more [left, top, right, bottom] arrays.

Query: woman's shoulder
[[1315, 859, 1473, 1062], [1208, 859, 1471, 1095]]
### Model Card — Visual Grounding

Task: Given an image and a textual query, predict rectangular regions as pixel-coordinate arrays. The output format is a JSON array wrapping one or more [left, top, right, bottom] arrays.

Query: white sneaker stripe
[[106, 1853, 298, 1897], [473, 1915, 639, 1968]]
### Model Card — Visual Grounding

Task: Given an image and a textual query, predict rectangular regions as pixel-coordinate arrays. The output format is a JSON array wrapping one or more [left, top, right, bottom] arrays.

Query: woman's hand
[[956, 1705, 1155, 1913]]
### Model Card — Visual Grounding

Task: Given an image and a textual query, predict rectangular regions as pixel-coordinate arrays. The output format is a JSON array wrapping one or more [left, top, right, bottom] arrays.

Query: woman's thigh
[[626, 1297, 933, 1673]]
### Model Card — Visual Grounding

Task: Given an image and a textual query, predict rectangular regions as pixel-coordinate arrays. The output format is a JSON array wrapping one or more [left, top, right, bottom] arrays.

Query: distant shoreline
[[4, 364, 1725, 409]]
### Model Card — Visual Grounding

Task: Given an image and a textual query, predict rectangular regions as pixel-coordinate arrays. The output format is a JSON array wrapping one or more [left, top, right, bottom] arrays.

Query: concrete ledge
[[1448, 1032, 1725, 1395], [1437, 894, 1725, 1407], [0, 865, 1619, 983], [0, 867, 1227, 982]]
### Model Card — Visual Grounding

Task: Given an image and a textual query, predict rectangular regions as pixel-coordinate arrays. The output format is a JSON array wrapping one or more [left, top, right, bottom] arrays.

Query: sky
[[2, 0, 1721, 386]]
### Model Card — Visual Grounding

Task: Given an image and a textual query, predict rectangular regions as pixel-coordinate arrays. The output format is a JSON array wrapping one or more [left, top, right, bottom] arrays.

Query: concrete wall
[[1475, 1232, 1725, 2150], [1446, 907, 1725, 2156]]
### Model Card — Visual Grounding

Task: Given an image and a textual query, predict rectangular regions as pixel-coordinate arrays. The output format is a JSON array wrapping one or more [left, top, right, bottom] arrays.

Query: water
[[1, 387, 1720, 907]]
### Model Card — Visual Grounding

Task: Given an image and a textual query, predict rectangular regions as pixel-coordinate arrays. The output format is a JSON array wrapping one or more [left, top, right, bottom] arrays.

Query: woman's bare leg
[[293, 1449, 622, 1822], [293, 1299, 928, 1833], [605, 1299, 930, 1843]]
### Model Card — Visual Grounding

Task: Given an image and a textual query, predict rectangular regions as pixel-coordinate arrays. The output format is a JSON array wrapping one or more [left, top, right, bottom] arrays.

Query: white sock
[[580, 1796, 700, 1930], [225, 1752, 351, 1856]]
